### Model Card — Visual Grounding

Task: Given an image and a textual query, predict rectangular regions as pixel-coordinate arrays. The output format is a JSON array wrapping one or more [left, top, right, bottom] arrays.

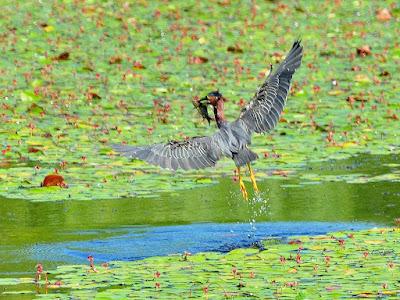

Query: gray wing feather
[[112, 136, 222, 171], [239, 40, 303, 134]]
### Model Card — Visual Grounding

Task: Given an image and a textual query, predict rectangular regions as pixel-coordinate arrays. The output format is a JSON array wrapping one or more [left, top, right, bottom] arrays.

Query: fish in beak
[[192, 96, 213, 125]]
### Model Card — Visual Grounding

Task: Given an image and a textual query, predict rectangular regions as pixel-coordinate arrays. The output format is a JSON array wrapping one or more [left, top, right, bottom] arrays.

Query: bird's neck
[[213, 100, 226, 128]]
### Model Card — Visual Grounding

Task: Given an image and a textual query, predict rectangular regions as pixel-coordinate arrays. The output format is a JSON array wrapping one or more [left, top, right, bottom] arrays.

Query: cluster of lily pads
[[0, 0, 399, 201], [1, 227, 399, 298], [0, 2, 399, 298]]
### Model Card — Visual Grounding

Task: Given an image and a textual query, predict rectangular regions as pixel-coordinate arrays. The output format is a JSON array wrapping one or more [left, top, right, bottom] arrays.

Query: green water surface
[[1, 154, 399, 279]]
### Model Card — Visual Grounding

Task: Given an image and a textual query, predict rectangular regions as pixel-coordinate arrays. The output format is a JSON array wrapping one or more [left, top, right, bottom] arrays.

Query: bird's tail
[[233, 148, 258, 167]]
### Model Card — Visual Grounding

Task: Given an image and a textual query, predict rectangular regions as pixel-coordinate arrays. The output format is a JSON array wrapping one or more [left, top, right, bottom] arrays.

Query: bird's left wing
[[112, 135, 222, 171], [238, 40, 303, 134]]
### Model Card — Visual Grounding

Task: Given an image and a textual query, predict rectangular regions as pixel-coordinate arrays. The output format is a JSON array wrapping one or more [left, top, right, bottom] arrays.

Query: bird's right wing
[[112, 135, 222, 171], [239, 40, 303, 134]]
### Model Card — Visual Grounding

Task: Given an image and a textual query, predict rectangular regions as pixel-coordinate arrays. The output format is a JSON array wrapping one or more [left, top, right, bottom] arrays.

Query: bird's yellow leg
[[237, 167, 248, 201], [247, 163, 259, 192]]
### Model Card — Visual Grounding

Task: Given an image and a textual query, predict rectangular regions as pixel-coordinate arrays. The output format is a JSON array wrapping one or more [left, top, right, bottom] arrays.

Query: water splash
[[246, 190, 270, 238]]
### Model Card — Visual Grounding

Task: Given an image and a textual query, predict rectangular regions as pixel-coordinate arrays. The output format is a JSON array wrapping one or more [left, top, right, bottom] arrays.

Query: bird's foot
[[250, 174, 259, 193], [237, 166, 248, 200], [239, 178, 248, 200], [247, 163, 259, 193]]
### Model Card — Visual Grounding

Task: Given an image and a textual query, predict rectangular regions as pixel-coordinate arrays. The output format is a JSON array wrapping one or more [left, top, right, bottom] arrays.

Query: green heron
[[113, 41, 303, 200]]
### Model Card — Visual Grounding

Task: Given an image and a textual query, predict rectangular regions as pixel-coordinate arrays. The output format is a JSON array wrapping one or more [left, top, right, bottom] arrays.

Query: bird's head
[[193, 91, 226, 125], [199, 90, 226, 107]]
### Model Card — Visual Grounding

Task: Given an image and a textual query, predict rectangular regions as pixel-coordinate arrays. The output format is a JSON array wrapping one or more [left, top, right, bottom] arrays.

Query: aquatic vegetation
[[1, 227, 400, 298], [0, 1, 399, 201], [1, 3, 399, 298]]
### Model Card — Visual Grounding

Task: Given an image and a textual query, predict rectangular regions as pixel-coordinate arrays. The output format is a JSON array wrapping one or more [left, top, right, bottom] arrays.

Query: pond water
[[0, 154, 399, 278]]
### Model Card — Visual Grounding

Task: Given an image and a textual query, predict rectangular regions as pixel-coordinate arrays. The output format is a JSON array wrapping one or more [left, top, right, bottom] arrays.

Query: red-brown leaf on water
[[28, 147, 42, 153], [153, 9, 161, 18], [356, 45, 371, 57], [54, 280, 62, 286], [272, 52, 283, 63], [87, 92, 101, 100], [109, 56, 122, 64], [188, 56, 208, 64], [272, 170, 289, 177], [288, 239, 302, 245], [53, 52, 70, 61], [385, 110, 399, 121], [217, 0, 231, 6], [379, 70, 390, 77], [313, 85, 321, 94], [376, 8, 391, 22], [272, 3, 288, 13], [279, 117, 288, 123], [132, 61, 145, 69], [285, 281, 298, 287], [41, 174, 67, 188], [227, 45, 244, 53]]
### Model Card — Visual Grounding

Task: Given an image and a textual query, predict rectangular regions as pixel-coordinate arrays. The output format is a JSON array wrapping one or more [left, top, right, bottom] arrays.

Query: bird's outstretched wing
[[112, 136, 222, 171], [239, 40, 303, 134]]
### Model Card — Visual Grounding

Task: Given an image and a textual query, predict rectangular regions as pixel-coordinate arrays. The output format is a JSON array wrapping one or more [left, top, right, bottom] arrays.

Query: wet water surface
[[0, 154, 399, 277]]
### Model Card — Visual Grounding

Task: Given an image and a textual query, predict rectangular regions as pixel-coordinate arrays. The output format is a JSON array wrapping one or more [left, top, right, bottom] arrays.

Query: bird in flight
[[113, 41, 303, 200]]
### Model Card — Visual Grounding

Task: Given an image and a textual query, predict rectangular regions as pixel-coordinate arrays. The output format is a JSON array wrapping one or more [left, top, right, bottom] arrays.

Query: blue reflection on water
[[29, 221, 375, 264]]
